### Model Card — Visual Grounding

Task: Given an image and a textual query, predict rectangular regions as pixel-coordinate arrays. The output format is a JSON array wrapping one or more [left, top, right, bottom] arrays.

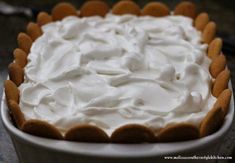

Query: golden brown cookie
[[13, 48, 27, 68], [200, 106, 224, 137], [141, 2, 169, 17], [111, 124, 155, 143], [157, 123, 199, 142], [65, 124, 109, 142], [8, 100, 25, 129], [212, 69, 230, 97], [202, 21, 216, 44], [22, 119, 63, 139], [80, 0, 109, 17], [112, 0, 141, 16], [4, 80, 19, 104], [52, 2, 78, 21], [194, 12, 209, 31], [209, 54, 226, 78], [8, 63, 24, 87], [26, 22, 43, 41], [17, 32, 32, 54], [37, 11, 53, 26], [174, 1, 196, 18], [214, 89, 232, 117], [207, 38, 222, 59]]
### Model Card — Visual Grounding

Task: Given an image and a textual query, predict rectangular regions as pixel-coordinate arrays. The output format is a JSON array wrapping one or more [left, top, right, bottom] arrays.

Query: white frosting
[[19, 14, 216, 135]]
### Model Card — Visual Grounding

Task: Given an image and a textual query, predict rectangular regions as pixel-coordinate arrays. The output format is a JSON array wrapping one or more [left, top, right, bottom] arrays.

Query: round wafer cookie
[[80, 0, 109, 17], [17, 32, 32, 54], [157, 123, 199, 142], [22, 119, 63, 139], [26, 22, 43, 41], [8, 100, 25, 129], [212, 69, 230, 97], [13, 48, 27, 68], [202, 21, 216, 44], [174, 1, 196, 18], [194, 12, 209, 31], [111, 124, 155, 143], [141, 2, 169, 17], [52, 2, 78, 21], [112, 0, 141, 16], [65, 124, 109, 142], [8, 63, 24, 87], [200, 106, 224, 137], [4, 80, 19, 104], [37, 12, 52, 26], [208, 38, 222, 59], [209, 54, 226, 78], [214, 89, 232, 117]]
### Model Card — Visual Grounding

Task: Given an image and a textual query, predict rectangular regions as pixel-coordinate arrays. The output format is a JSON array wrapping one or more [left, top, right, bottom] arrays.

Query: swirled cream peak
[[19, 14, 216, 135]]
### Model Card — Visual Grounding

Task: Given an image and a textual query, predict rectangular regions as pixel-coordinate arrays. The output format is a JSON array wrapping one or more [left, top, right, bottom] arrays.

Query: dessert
[[4, 1, 231, 143]]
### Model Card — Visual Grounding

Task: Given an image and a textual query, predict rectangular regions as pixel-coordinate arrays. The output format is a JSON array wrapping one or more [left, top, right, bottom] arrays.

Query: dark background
[[0, 0, 235, 162]]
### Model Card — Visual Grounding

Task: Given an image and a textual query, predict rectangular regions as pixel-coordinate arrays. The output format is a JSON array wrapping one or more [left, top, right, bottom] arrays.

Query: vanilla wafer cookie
[[17, 33, 32, 54], [13, 48, 27, 68], [8, 63, 24, 86], [22, 119, 63, 139], [65, 124, 109, 142], [209, 54, 226, 78], [174, 1, 196, 18], [111, 124, 155, 143], [141, 2, 169, 17], [200, 106, 224, 137], [52, 2, 77, 21], [212, 69, 230, 97], [158, 123, 199, 142], [202, 21, 216, 44], [80, 0, 109, 17], [208, 38, 223, 59], [8, 100, 25, 129], [26, 22, 43, 41], [37, 12, 52, 26], [195, 12, 209, 31], [112, 0, 141, 16]]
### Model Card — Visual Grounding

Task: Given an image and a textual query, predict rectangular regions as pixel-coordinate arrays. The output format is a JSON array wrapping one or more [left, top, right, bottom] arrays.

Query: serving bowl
[[1, 82, 234, 163]]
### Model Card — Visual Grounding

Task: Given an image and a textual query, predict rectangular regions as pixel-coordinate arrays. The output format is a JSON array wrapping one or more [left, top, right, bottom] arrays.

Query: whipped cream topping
[[19, 14, 216, 135]]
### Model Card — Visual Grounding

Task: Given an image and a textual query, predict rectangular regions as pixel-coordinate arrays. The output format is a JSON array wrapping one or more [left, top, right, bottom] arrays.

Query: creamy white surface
[[19, 14, 216, 135]]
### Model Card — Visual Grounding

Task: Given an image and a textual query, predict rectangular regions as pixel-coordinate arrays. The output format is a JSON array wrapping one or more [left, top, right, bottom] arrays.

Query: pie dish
[[1, 83, 234, 162], [3, 0, 232, 144]]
